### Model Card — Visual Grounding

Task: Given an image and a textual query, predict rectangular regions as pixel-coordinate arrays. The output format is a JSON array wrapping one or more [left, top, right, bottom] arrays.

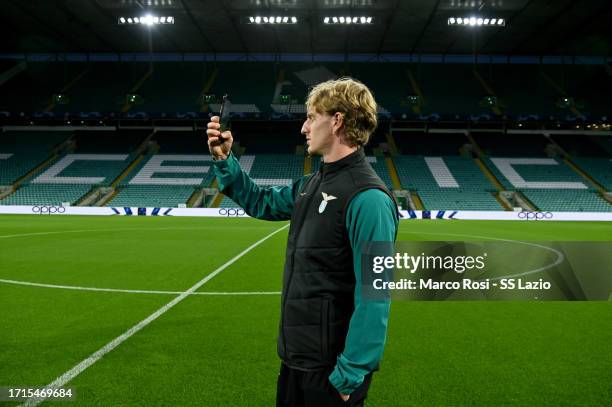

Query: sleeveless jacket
[[278, 148, 396, 369]]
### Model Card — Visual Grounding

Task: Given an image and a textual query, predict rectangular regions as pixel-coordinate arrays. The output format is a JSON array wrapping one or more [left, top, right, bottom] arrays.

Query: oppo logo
[[32, 205, 66, 214], [218, 208, 246, 217], [517, 211, 553, 220]]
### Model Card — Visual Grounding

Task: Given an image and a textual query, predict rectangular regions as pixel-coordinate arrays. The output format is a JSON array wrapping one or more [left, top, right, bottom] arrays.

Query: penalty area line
[[19, 223, 289, 407], [0, 278, 280, 296]]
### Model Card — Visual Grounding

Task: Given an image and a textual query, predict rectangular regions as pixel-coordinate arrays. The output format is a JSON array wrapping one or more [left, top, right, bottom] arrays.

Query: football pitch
[[1, 215, 611, 406]]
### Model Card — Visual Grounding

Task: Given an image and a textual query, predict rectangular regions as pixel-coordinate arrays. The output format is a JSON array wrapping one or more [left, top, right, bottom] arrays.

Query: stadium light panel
[[324, 16, 373, 25], [448, 16, 505, 27], [248, 15, 296, 24], [119, 15, 174, 25]]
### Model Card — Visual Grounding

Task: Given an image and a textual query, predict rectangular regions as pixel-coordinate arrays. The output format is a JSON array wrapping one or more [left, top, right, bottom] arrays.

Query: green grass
[[0, 215, 610, 406]]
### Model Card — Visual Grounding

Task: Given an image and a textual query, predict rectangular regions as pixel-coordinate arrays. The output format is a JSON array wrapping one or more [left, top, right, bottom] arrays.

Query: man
[[207, 78, 398, 406]]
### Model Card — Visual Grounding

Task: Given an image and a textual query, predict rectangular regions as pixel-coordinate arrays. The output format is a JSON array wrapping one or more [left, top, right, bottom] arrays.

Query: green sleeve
[[329, 188, 398, 395], [213, 152, 308, 221]]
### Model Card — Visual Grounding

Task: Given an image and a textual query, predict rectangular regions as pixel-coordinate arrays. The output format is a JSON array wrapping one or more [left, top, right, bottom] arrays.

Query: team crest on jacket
[[318, 192, 337, 213]]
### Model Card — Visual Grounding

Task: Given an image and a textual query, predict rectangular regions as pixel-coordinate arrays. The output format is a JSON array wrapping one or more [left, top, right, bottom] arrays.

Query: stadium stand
[[473, 132, 550, 157], [521, 189, 611, 212], [107, 153, 214, 207], [218, 154, 304, 208], [393, 155, 502, 210], [0, 131, 71, 185], [108, 185, 198, 208], [551, 134, 611, 157], [484, 157, 609, 211], [571, 158, 612, 190], [153, 131, 209, 154], [393, 132, 468, 155], [72, 130, 148, 153], [231, 121, 302, 154], [487, 157, 588, 190], [30, 153, 131, 185], [1, 184, 92, 206]]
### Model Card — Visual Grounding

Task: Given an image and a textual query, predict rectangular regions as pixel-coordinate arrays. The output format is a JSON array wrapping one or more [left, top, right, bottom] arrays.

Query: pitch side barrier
[[0, 206, 611, 221]]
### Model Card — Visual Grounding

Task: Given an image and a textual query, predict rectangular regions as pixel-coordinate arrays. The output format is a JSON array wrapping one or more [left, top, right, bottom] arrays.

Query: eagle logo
[[318, 192, 337, 213]]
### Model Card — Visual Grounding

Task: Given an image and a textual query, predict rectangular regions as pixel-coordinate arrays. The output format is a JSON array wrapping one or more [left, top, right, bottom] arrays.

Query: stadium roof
[[1, 0, 610, 56]]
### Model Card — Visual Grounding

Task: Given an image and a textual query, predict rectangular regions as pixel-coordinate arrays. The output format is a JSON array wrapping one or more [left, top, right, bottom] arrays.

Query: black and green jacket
[[213, 148, 398, 394]]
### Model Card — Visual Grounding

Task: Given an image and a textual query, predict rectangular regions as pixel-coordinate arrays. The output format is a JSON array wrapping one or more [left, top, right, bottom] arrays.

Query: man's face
[[301, 108, 334, 156]]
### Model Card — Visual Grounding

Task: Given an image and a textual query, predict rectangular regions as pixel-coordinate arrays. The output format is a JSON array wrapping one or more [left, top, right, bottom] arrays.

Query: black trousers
[[276, 363, 373, 407]]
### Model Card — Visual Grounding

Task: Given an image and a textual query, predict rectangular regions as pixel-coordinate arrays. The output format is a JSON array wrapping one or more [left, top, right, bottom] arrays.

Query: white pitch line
[[0, 278, 280, 296], [20, 223, 289, 407], [398, 231, 565, 281]]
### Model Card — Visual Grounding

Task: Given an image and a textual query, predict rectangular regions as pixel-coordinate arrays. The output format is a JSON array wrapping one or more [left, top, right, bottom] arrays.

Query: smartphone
[[218, 94, 231, 134]]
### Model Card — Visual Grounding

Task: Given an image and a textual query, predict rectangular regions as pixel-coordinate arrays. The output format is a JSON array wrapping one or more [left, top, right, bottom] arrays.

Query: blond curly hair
[[305, 77, 378, 147]]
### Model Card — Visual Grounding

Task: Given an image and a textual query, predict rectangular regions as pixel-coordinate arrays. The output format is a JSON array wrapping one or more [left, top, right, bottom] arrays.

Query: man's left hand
[[339, 393, 350, 402]]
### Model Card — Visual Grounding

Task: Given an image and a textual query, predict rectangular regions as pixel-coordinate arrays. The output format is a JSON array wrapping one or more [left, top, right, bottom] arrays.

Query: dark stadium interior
[[0, 0, 610, 211], [1, 3, 612, 407]]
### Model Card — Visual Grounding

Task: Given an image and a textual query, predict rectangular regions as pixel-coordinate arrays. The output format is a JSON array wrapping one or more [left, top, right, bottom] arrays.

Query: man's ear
[[332, 112, 344, 134]]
